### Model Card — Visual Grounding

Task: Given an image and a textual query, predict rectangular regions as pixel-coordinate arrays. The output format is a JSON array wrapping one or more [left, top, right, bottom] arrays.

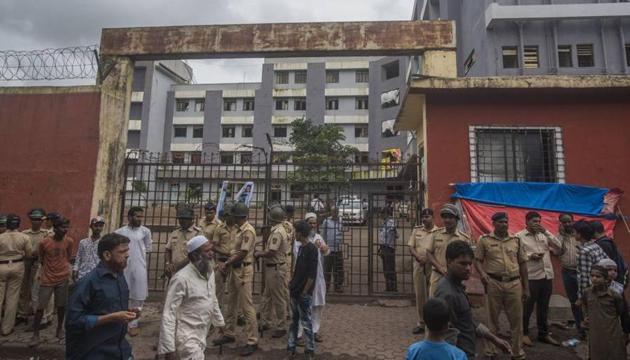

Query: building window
[[274, 126, 288, 138], [471, 127, 561, 183], [464, 49, 476, 75], [243, 98, 255, 111], [271, 187, 282, 203], [577, 44, 594, 67], [354, 152, 369, 164], [220, 152, 234, 164], [626, 44, 630, 67], [290, 184, 305, 199], [275, 71, 289, 84], [223, 99, 237, 111], [294, 98, 307, 111], [355, 97, 368, 110], [326, 70, 339, 83], [523, 46, 539, 69], [355, 70, 369, 83], [382, 61, 400, 80], [190, 152, 202, 165], [326, 98, 339, 110], [174, 126, 187, 138], [172, 152, 185, 164], [240, 152, 253, 164], [192, 126, 203, 139], [194, 99, 205, 112], [294, 71, 307, 84], [242, 126, 253, 138], [222, 126, 235, 138], [176, 99, 189, 112], [502, 46, 519, 69], [558, 45, 573, 68], [355, 125, 368, 138], [275, 98, 289, 110]]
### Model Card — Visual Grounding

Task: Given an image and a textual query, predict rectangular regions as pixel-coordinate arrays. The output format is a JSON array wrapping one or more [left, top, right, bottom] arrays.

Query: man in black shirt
[[434, 240, 511, 359], [288, 220, 318, 359]]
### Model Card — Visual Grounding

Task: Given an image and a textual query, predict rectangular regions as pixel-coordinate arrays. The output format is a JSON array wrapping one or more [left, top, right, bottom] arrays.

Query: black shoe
[[259, 324, 270, 332], [412, 326, 425, 334], [272, 329, 287, 338], [240, 344, 258, 357], [14, 317, 28, 326], [237, 315, 246, 327], [212, 335, 235, 346]]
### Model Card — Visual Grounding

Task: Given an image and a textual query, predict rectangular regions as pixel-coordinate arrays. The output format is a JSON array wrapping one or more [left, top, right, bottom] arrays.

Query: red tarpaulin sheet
[[460, 199, 616, 242]]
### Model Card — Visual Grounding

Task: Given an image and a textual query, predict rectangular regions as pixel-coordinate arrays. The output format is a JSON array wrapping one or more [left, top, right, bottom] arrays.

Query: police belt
[[265, 262, 286, 269], [488, 273, 520, 282], [231, 261, 252, 268], [0, 258, 23, 265]]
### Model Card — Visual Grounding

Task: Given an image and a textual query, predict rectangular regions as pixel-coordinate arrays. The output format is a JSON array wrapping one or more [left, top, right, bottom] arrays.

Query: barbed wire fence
[[0, 45, 99, 81]]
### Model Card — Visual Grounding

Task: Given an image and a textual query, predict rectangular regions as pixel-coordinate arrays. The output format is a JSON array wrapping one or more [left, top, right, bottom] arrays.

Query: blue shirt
[[406, 340, 467, 360], [322, 217, 344, 252], [66, 262, 132, 360], [379, 217, 396, 248]]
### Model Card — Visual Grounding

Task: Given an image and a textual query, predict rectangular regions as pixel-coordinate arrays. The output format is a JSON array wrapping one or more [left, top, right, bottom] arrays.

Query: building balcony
[[485, 2, 630, 29]]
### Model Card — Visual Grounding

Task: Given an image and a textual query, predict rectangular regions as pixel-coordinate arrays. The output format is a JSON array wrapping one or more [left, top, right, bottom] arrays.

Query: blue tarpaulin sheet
[[452, 182, 608, 216]]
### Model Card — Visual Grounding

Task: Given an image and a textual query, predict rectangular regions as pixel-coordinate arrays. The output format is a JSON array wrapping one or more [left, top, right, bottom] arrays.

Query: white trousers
[[298, 305, 323, 337]]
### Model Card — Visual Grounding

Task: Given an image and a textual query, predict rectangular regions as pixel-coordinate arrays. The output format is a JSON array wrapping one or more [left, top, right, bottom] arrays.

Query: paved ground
[[2, 296, 592, 360]]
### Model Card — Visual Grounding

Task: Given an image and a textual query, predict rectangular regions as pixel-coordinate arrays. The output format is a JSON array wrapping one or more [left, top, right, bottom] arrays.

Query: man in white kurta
[[115, 207, 152, 335], [158, 236, 225, 360]]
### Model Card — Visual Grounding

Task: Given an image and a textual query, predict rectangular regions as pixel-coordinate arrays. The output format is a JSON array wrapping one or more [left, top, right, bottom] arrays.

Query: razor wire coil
[[0, 45, 98, 81]]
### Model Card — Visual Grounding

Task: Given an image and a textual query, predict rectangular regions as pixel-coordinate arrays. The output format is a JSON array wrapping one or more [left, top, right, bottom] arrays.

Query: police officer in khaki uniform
[[199, 201, 221, 243], [474, 212, 529, 360], [0, 214, 33, 335], [165, 207, 202, 278], [0, 215, 7, 234], [426, 204, 469, 296], [17, 208, 52, 325], [213, 202, 259, 357], [281, 205, 295, 319], [256, 206, 290, 338], [212, 201, 237, 312], [407, 208, 438, 334]]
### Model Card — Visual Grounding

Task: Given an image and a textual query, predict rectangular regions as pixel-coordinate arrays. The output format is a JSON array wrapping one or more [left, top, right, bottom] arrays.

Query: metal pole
[[264, 133, 274, 226]]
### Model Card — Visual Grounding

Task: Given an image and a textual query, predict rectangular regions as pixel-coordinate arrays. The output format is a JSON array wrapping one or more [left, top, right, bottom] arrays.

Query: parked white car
[[338, 197, 366, 225]]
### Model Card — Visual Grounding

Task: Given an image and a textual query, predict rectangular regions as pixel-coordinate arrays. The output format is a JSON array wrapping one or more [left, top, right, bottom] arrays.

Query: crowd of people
[[406, 205, 630, 360], [0, 200, 628, 359]]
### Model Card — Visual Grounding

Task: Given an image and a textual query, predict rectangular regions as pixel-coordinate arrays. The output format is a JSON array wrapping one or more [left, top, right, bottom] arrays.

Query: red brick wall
[[423, 88, 630, 293], [0, 89, 101, 250]]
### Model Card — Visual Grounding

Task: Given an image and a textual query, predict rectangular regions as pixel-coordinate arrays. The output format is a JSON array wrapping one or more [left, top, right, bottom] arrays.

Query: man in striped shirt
[[575, 220, 608, 299]]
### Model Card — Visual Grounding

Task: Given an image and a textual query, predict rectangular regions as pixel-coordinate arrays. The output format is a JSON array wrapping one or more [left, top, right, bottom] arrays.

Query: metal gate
[[120, 151, 421, 297]]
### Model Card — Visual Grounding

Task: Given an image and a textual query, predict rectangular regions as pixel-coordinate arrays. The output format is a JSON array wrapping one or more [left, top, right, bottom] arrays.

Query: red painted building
[[397, 76, 630, 293]]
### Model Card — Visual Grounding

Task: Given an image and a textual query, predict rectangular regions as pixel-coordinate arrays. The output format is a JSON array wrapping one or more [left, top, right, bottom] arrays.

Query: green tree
[[288, 118, 358, 182]]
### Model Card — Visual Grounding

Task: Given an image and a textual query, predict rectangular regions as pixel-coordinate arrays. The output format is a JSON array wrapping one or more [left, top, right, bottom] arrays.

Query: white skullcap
[[305, 212, 317, 220], [186, 235, 209, 254], [597, 258, 617, 269]]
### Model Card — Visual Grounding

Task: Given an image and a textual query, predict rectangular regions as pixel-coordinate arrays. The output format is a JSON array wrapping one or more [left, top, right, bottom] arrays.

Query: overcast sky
[[0, 0, 414, 85]]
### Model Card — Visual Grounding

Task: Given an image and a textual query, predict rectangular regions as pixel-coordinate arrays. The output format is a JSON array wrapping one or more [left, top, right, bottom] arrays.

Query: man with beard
[[158, 236, 225, 360]]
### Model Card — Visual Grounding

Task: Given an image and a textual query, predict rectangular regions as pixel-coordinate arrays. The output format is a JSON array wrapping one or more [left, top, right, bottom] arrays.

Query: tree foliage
[[288, 118, 358, 182]]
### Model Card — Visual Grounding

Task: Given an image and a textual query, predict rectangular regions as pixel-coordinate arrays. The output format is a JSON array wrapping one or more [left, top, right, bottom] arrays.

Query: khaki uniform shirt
[[233, 222, 256, 264], [427, 228, 470, 270], [23, 228, 48, 258], [213, 223, 237, 260], [266, 223, 290, 265], [166, 226, 202, 265], [407, 225, 438, 263], [516, 229, 562, 280], [558, 232, 579, 270], [0, 230, 33, 261], [199, 217, 221, 243], [475, 232, 527, 278]]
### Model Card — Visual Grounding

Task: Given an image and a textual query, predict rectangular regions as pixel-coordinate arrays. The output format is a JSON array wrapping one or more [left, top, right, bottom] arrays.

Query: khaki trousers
[[18, 262, 53, 322], [215, 265, 228, 312], [413, 262, 431, 326], [223, 264, 258, 345], [485, 279, 526, 359], [261, 265, 288, 330], [428, 270, 443, 297], [0, 262, 25, 335]]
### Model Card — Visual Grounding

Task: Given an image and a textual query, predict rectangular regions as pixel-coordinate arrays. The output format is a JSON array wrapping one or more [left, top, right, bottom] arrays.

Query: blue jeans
[[561, 268, 584, 331], [287, 294, 314, 354]]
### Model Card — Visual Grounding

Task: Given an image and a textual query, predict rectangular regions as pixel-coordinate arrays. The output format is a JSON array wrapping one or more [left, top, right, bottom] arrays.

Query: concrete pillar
[[91, 56, 134, 232], [422, 50, 457, 78]]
